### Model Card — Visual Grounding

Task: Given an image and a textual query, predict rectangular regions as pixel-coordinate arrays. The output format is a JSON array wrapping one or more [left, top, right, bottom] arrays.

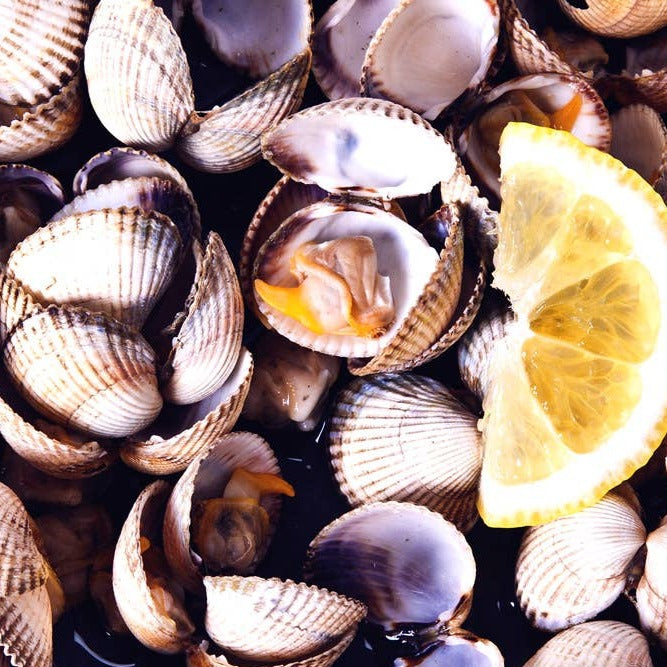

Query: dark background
[[14, 1, 667, 665]]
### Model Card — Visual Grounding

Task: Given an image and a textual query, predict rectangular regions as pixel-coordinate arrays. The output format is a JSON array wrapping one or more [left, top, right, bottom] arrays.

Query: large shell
[[162, 431, 283, 593], [361, 0, 500, 120], [203, 576, 365, 663], [329, 373, 482, 532], [121, 348, 253, 475], [304, 502, 475, 630], [3, 305, 163, 438], [515, 487, 646, 631], [7, 207, 182, 329], [113, 480, 194, 654], [312, 0, 401, 100], [557, 0, 667, 38], [161, 232, 243, 405], [636, 517, 667, 649], [523, 620, 653, 666], [261, 97, 458, 199]]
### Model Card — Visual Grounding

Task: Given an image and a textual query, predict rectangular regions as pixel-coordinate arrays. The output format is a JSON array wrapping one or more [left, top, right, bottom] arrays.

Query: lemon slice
[[479, 122, 667, 527]]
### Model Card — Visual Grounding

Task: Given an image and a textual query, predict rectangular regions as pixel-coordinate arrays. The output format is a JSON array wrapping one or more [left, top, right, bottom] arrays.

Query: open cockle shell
[[329, 373, 482, 532], [161, 231, 243, 405], [361, 0, 500, 120], [85, 0, 312, 172], [121, 348, 253, 475], [515, 487, 646, 632], [312, 0, 401, 100], [261, 97, 458, 198], [304, 502, 475, 631], [162, 431, 283, 593], [203, 576, 366, 663], [557, 0, 667, 38], [636, 517, 667, 649], [7, 207, 182, 329], [3, 305, 163, 438], [523, 620, 653, 666], [458, 73, 611, 198], [113, 480, 195, 654]]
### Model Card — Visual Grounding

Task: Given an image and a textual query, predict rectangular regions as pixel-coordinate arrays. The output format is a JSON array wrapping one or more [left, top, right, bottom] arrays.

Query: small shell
[[163, 431, 283, 593], [515, 487, 646, 632], [0, 72, 84, 162], [557, 0, 667, 38], [312, 0, 401, 100], [0, 483, 47, 596], [121, 348, 253, 475], [0, 0, 89, 106], [7, 207, 182, 329], [636, 517, 667, 649], [458, 305, 515, 403], [304, 502, 475, 630], [395, 630, 504, 666], [261, 97, 459, 199], [161, 232, 243, 405], [85, 0, 194, 151], [361, 0, 501, 120], [329, 373, 482, 532], [523, 620, 653, 666], [176, 49, 312, 173], [3, 305, 163, 438], [203, 576, 366, 663], [113, 480, 194, 654]]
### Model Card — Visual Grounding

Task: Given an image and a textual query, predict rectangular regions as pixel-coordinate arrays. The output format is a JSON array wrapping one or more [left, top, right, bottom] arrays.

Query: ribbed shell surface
[[637, 519, 667, 648]]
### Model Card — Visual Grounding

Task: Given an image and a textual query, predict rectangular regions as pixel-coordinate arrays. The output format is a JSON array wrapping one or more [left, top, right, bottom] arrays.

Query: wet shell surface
[[557, 0, 667, 38], [113, 480, 194, 654], [121, 348, 253, 475], [329, 373, 482, 532], [161, 232, 243, 405], [361, 0, 500, 120], [304, 502, 475, 630], [3, 305, 163, 438], [394, 630, 504, 666], [636, 517, 667, 649], [523, 620, 653, 666], [203, 575, 366, 663], [312, 0, 401, 100], [162, 431, 283, 593], [515, 487, 646, 631], [7, 207, 182, 329]]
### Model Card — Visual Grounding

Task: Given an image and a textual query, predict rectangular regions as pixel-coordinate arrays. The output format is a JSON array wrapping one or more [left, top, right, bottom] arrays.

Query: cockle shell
[[7, 207, 182, 329], [515, 487, 646, 631], [557, 0, 667, 38], [394, 630, 504, 666], [329, 373, 482, 532], [161, 232, 243, 405], [361, 0, 501, 120], [203, 576, 366, 663], [162, 431, 283, 593], [636, 516, 667, 649], [304, 502, 475, 630], [113, 480, 195, 654], [121, 348, 253, 475], [523, 620, 653, 666], [0, 269, 40, 345], [3, 305, 163, 438]]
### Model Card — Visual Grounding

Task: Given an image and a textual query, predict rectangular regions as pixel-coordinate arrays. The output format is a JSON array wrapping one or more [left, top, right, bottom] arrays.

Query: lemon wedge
[[479, 122, 667, 527]]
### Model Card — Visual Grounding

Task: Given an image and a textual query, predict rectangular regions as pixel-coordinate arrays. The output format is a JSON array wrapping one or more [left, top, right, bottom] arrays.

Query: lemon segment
[[479, 122, 667, 527]]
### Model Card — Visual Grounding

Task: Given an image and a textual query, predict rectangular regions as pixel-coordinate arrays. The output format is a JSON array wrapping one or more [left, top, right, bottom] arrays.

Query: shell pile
[[3, 1, 667, 666]]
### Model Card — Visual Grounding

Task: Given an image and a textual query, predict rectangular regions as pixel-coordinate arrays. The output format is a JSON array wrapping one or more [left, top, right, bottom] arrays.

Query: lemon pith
[[479, 122, 667, 528]]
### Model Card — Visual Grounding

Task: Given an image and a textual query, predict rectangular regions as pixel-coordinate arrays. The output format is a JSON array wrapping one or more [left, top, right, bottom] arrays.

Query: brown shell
[[84, 0, 194, 150], [0, 72, 84, 162], [0, 270, 40, 346], [113, 480, 194, 654], [3, 305, 163, 438], [203, 576, 366, 663], [175, 50, 312, 173], [329, 373, 482, 532], [162, 431, 283, 593], [121, 348, 253, 475], [161, 232, 243, 405]]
